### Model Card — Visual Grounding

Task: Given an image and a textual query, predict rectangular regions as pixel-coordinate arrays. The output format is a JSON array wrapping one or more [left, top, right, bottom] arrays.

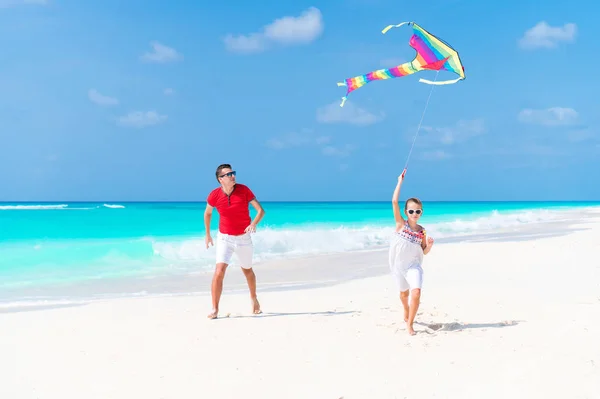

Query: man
[[204, 163, 265, 319]]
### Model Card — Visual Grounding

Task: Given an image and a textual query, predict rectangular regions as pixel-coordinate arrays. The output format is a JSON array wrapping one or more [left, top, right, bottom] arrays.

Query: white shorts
[[391, 266, 423, 292], [215, 232, 254, 269]]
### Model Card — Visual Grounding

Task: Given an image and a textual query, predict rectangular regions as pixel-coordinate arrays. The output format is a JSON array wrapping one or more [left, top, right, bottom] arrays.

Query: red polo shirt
[[207, 184, 256, 235]]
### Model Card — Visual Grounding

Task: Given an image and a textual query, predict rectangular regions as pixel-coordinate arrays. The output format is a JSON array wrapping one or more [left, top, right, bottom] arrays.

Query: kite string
[[403, 70, 440, 170]]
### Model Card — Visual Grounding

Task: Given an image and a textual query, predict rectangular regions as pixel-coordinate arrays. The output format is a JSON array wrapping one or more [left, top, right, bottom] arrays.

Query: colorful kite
[[337, 22, 466, 107]]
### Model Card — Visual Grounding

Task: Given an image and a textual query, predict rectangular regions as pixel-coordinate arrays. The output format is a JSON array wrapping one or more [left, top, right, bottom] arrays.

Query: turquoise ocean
[[1, 201, 599, 303]]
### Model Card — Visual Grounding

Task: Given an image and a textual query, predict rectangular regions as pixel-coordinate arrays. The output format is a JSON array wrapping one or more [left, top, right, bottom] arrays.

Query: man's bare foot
[[407, 323, 416, 336], [252, 297, 262, 315], [207, 309, 218, 319]]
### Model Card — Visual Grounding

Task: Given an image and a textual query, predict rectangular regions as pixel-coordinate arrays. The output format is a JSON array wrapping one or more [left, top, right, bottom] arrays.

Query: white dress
[[389, 222, 425, 291]]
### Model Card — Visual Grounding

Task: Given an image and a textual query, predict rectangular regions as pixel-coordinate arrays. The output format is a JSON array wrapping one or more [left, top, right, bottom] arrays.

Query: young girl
[[389, 169, 434, 335]]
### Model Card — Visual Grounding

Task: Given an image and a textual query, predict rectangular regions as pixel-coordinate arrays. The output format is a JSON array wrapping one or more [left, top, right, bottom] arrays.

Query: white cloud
[[265, 129, 356, 159], [321, 144, 357, 157], [262, 7, 323, 44], [224, 34, 266, 54], [141, 42, 182, 63], [266, 132, 312, 149], [117, 111, 167, 128], [224, 7, 323, 54], [419, 150, 451, 161], [518, 107, 578, 126], [164, 88, 175, 96], [518, 22, 577, 49], [88, 89, 118, 106], [265, 129, 330, 150], [316, 101, 384, 126], [315, 136, 331, 145], [420, 118, 486, 145]]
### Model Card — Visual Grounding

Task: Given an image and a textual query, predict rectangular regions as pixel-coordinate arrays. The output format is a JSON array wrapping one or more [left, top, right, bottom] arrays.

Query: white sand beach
[[2, 213, 600, 399]]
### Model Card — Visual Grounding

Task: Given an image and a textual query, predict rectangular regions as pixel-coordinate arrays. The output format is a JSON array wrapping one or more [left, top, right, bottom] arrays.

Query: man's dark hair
[[215, 164, 232, 181]]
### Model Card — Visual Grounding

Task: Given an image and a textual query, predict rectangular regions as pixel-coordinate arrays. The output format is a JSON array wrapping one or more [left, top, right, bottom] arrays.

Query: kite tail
[[381, 21, 412, 34], [419, 76, 463, 85], [336, 22, 416, 107], [337, 81, 348, 107]]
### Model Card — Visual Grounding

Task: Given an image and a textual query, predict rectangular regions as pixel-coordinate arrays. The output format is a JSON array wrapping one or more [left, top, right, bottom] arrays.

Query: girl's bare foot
[[407, 323, 416, 336], [207, 309, 218, 319], [252, 297, 262, 315]]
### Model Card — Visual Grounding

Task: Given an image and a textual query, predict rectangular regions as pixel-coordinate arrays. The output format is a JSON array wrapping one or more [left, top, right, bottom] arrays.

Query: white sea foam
[[0, 204, 69, 210], [0, 298, 88, 310], [150, 207, 574, 267], [103, 204, 125, 209], [0, 204, 98, 210], [2, 206, 596, 308], [0, 203, 126, 211], [1, 206, 590, 293], [429, 209, 566, 235]]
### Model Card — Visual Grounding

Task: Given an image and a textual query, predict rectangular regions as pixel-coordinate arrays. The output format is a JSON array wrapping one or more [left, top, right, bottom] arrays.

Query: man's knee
[[214, 263, 228, 280], [241, 267, 255, 277], [410, 288, 421, 299], [400, 290, 409, 298]]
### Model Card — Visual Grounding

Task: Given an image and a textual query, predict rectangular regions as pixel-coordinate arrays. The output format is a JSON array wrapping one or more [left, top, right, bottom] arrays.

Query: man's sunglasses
[[219, 171, 236, 178], [407, 209, 422, 215]]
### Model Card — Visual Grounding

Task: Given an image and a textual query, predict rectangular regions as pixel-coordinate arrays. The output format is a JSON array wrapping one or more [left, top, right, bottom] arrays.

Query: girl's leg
[[400, 290, 410, 321], [407, 288, 421, 335]]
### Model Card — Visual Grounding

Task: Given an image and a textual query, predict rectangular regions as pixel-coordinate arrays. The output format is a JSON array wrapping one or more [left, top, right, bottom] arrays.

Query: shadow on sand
[[415, 319, 523, 334], [223, 310, 360, 319]]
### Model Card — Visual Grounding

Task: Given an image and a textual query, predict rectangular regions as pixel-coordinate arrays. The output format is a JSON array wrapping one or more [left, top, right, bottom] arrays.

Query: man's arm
[[249, 199, 265, 226], [204, 203, 214, 237]]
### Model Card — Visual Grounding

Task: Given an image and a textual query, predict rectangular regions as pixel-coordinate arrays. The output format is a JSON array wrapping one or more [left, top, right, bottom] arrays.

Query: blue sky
[[1, 0, 597, 202]]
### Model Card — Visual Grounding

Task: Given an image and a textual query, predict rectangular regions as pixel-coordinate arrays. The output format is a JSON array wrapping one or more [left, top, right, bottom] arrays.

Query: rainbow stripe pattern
[[337, 22, 466, 106]]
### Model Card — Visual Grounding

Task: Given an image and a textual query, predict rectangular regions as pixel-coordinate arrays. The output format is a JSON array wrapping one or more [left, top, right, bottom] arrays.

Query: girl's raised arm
[[392, 169, 407, 226]]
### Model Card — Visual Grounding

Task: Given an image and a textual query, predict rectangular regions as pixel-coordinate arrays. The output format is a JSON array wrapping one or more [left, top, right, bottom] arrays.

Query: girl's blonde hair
[[404, 197, 423, 211]]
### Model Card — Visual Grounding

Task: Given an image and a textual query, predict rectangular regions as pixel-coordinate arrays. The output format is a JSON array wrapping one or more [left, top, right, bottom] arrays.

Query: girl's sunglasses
[[407, 209, 422, 215]]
